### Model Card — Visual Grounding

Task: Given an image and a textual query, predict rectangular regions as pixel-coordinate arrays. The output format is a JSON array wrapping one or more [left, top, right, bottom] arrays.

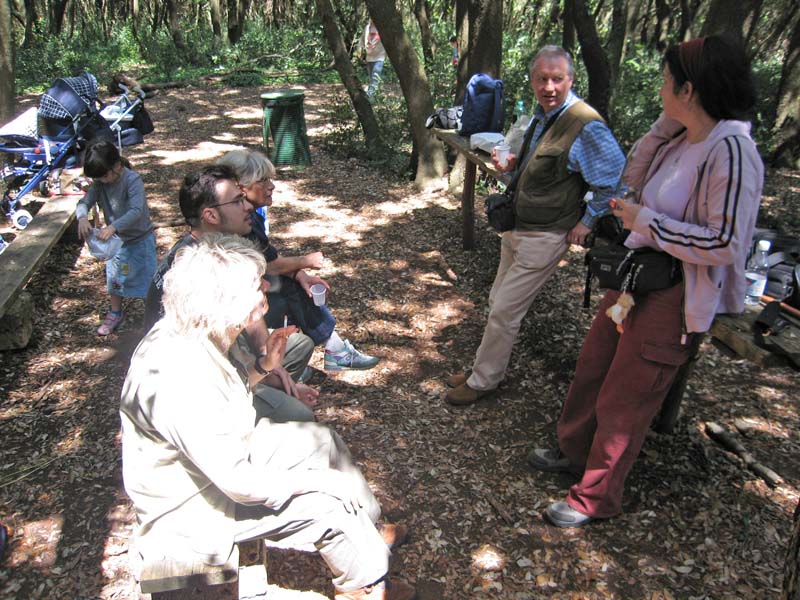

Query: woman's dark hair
[[662, 35, 756, 121], [83, 139, 129, 178]]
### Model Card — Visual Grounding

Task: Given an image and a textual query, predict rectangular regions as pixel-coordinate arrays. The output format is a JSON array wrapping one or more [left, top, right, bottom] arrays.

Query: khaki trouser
[[234, 422, 387, 592], [468, 229, 568, 391]]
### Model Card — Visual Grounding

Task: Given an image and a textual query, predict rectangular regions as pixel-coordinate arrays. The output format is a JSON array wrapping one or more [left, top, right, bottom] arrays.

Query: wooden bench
[[432, 128, 510, 250], [0, 194, 80, 349], [139, 541, 269, 599]]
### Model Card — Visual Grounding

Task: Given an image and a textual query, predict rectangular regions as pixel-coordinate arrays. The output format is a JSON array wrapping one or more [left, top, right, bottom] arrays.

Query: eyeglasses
[[207, 195, 248, 209]]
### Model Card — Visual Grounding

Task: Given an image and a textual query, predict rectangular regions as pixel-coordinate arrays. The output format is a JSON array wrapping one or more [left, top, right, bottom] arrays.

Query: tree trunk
[[49, 0, 68, 35], [562, 0, 575, 55], [165, 0, 189, 52], [454, 0, 469, 102], [465, 0, 502, 78], [0, 0, 15, 124], [700, 0, 759, 42], [606, 0, 626, 86], [21, 0, 36, 48], [227, 0, 250, 45], [313, 0, 390, 160], [770, 13, 800, 168], [651, 0, 669, 51], [570, 0, 612, 121], [784, 498, 800, 599], [413, 0, 435, 67], [364, 0, 447, 186], [209, 0, 223, 46]]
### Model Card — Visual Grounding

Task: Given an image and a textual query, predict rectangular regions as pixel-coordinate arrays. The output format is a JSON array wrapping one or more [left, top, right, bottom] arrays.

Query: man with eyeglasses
[[144, 165, 318, 422]]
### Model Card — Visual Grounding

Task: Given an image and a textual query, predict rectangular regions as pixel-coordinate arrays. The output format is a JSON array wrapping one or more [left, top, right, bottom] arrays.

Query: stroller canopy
[[38, 72, 99, 121]]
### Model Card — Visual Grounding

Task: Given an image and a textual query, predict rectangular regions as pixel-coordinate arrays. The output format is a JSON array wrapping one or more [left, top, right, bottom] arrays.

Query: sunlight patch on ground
[[6, 516, 63, 570], [148, 142, 244, 165], [224, 106, 262, 120]]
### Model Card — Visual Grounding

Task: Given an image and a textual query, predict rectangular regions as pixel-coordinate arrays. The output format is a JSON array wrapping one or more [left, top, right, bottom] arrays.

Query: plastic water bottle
[[514, 99, 525, 121], [744, 239, 771, 306]]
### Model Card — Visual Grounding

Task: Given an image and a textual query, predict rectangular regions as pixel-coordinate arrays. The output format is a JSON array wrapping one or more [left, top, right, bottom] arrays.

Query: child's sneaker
[[324, 340, 380, 371], [97, 311, 124, 336]]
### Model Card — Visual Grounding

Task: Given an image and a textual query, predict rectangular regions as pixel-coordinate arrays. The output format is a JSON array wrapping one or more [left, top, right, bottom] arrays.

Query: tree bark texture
[[413, 0, 435, 67], [700, 0, 759, 42], [570, 0, 612, 121], [313, 0, 390, 159], [771, 13, 800, 168], [165, 0, 189, 52], [364, 0, 447, 185], [0, 0, 15, 124], [465, 0, 502, 79]]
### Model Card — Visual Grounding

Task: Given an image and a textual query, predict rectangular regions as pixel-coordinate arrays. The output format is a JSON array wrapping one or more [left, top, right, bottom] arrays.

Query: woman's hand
[[296, 271, 330, 297], [610, 197, 642, 230]]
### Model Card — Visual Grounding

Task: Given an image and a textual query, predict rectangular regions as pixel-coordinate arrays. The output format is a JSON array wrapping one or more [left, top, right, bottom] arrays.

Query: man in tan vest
[[446, 45, 626, 405]]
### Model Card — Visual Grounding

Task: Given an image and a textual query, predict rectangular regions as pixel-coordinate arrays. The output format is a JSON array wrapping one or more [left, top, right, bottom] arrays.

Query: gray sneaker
[[324, 340, 380, 371], [527, 448, 573, 472], [545, 501, 595, 528]]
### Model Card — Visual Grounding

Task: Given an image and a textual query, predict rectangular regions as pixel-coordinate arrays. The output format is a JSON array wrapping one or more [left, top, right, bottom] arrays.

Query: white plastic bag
[[504, 115, 532, 156], [87, 229, 123, 261]]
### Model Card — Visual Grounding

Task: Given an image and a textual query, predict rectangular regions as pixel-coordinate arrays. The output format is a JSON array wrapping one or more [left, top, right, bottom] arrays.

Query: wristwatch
[[254, 355, 272, 377]]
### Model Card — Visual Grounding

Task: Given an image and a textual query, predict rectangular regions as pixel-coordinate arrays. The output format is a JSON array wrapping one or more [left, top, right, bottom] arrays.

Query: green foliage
[[15, 26, 143, 93], [608, 46, 665, 153], [749, 57, 783, 152]]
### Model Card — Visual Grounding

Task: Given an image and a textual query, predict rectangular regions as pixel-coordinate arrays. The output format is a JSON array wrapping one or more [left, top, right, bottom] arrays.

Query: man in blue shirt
[[446, 45, 625, 405]]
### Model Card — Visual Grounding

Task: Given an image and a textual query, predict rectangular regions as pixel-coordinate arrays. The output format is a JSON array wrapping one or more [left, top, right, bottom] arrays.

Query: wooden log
[[704, 421, 783, 487]]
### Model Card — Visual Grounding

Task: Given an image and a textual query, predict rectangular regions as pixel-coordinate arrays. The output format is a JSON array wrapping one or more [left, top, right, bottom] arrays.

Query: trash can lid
[[260, 89, 305, 102]]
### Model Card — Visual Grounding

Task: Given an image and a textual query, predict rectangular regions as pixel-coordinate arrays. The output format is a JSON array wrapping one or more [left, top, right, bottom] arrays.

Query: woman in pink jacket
[[528, 35, 764, 527]]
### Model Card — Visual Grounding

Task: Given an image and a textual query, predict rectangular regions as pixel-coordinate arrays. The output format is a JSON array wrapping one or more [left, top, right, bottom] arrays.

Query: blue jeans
[[366, 60, 384, 97]]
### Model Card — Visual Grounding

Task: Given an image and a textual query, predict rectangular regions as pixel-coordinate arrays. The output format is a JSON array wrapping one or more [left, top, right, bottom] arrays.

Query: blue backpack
[[459, 73, 505, 137]]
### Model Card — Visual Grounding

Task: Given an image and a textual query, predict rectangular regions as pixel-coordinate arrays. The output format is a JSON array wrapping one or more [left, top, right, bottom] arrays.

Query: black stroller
[[0, 72, 153, 249]]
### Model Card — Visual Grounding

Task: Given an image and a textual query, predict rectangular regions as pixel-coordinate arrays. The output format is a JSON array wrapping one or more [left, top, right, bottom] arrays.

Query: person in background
[[528, 35, 764, 528], [122, 233, 415, 600], [444, 45, 625, 406], [218, 149, 381, 373], [449, 36, 459, 68], [143, 165, 318, 422], [361, 19, 386, 98], [76, 139, 156, 336]]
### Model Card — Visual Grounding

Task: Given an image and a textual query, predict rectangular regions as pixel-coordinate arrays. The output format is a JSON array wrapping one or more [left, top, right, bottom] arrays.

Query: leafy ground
[[1, 83, 799, 600]]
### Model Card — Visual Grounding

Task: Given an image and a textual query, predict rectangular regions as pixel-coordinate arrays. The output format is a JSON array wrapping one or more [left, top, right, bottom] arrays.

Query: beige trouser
[[467, 228, 568, 391], [234, 422, 387, 592]]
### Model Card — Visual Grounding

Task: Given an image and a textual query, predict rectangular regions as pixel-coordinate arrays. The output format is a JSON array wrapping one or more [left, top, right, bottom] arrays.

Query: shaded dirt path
[[1, 83, 799, 599]]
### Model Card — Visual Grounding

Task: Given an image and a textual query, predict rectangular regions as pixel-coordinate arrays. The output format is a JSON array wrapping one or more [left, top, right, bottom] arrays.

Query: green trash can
[[260, 90, 311, 167]]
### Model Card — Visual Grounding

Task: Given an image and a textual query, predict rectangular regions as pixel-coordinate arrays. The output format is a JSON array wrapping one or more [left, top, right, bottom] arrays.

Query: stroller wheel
[[38, 180, 50, 196], [12, 210, 32, 229]]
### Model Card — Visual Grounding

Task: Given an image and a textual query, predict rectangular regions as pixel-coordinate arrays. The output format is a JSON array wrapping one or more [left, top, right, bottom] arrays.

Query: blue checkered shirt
[[525, 91, 625, 227]]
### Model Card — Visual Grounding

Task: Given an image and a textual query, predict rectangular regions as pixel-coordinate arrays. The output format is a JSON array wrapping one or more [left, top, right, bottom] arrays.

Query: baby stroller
[[0, 72, 152, 245]]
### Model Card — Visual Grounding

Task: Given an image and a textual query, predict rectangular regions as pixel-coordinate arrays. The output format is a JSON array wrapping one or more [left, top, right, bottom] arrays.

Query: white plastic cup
[[310, 284, 326, 306], [495, 144, 511, 167]]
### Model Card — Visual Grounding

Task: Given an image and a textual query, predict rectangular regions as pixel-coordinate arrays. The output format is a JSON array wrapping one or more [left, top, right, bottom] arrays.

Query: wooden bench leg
[[462, 161, 477, 250], [237, 540, 269, 600]]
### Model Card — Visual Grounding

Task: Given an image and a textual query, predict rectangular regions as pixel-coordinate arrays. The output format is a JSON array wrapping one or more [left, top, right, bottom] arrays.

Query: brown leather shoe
[[376, 523, 408, 549], [335, 578, 416, 600], [445, 382, 494, 406], [445, 370, 470, 388]]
